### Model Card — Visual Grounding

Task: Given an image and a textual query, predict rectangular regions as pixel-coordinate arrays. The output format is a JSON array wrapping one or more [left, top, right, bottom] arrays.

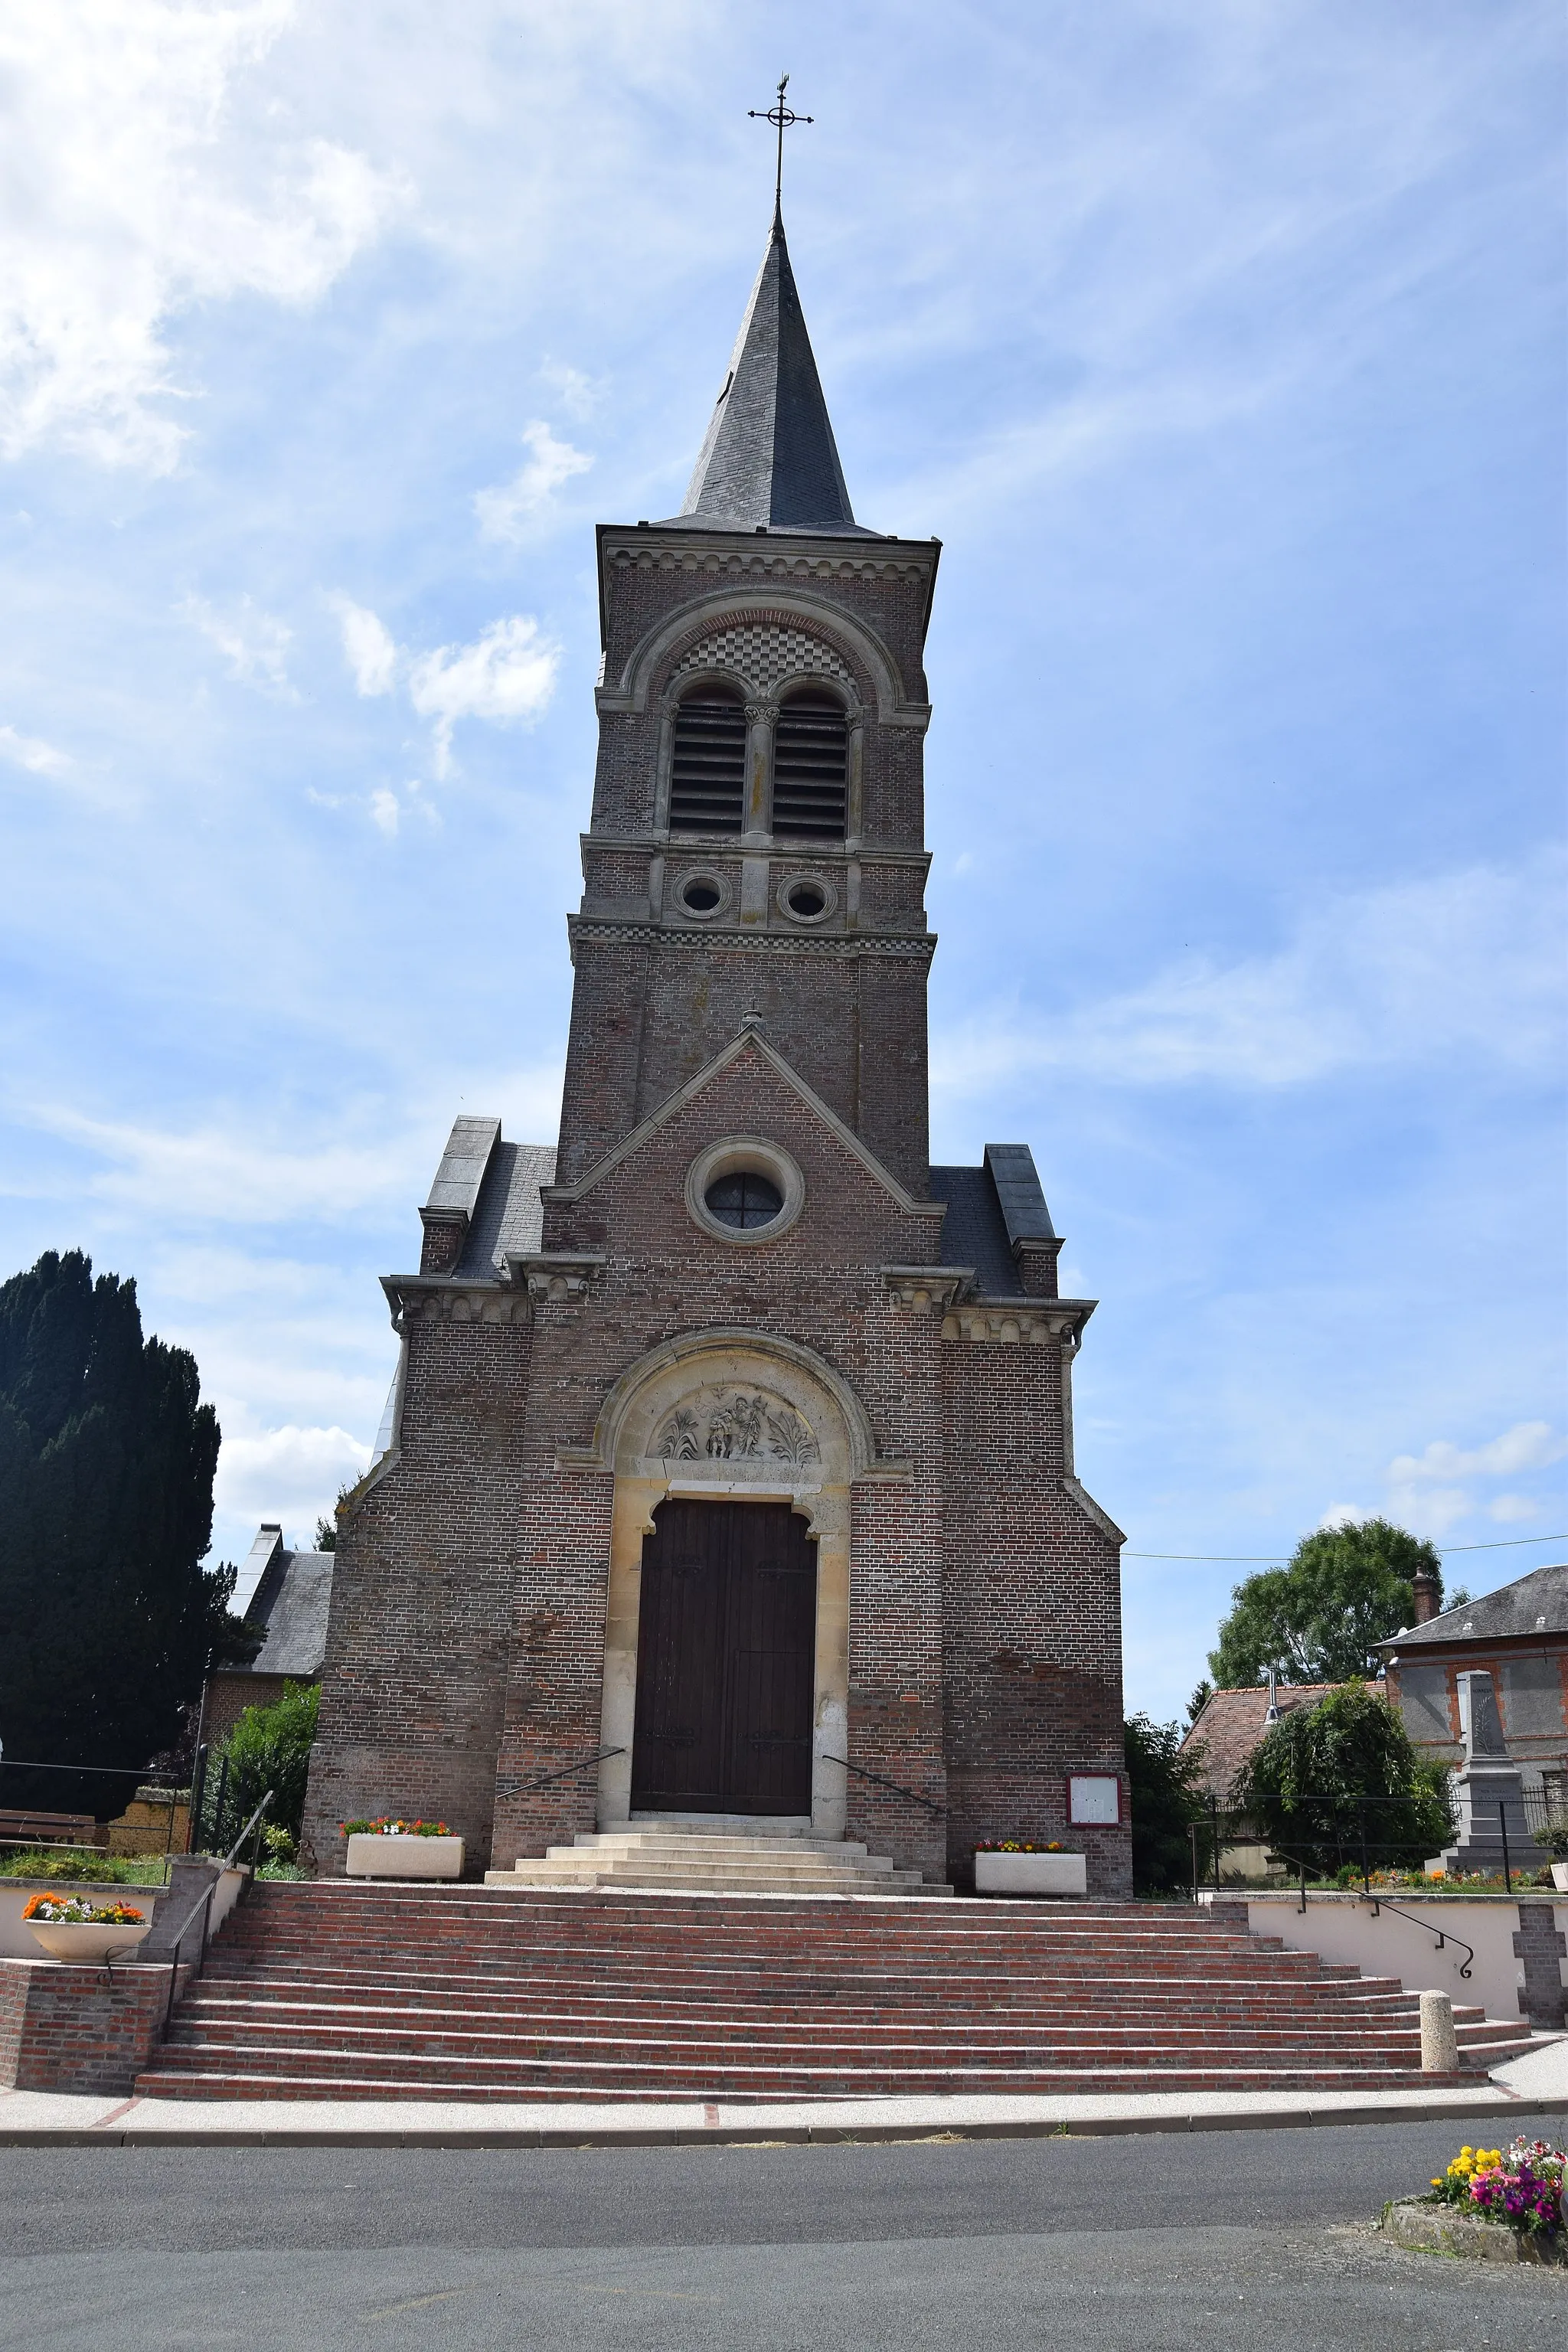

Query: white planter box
[[975, 1851, 1086, 1897], [24, 1919, 152, 1962], [1552, 1860, 1568, 1893], [345, 1833, 464, 1880]]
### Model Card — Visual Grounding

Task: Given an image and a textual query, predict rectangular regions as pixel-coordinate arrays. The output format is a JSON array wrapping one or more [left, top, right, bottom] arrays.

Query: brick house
[[1377, 1561, 1568, 1818], [301, 201, 1130, 1890]]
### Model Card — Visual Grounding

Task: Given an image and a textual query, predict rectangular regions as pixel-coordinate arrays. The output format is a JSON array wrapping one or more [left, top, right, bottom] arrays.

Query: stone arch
[[591, 1328, 866, 1836], [603, 588, 915, 724]]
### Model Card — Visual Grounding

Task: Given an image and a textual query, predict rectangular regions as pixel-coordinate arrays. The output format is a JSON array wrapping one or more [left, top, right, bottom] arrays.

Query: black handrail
[[512, 1746, 626, 1797], [822, 1755, 946, 1818], [158, 1789, 273, 2032], [1363, 1893, 1475, 1981]]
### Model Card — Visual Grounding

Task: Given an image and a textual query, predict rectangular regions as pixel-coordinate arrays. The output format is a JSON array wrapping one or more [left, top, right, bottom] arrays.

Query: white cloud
[[214, 1420, 371, 1556], [0, 723, 70, 777], [369, 786, 400, 838], [932, 854, 1566, 1094], [408, 614, 561, 774], [329, 594, 397, 696], [34, 1103, 428, 1224], [474, 421, 593, 544], [537, 361, 604, 422], [0, 2, 402, 472], [180, 593, 294, 696], [1318, 1504, 1367, 1530], [1489, 1494, 1544, 1524], [1385, 1485, 1473, 1540], [1389, 1422, 1568, 1484]]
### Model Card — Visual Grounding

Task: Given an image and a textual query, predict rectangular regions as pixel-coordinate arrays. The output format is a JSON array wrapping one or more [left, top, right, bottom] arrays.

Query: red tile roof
[[1180, 1683, 1378, 1800]]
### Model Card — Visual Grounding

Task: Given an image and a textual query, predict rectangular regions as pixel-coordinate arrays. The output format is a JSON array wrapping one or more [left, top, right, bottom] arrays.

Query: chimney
[[1412, 1562, 1441, 1625]]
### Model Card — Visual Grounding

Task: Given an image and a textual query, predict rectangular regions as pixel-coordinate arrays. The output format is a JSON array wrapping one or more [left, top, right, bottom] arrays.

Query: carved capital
[[506, 1251, 608, 1302], [881, 1266, 973, 1313]]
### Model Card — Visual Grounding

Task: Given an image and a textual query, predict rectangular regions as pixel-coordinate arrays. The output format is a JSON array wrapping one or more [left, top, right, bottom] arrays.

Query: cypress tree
[[0, 1250, 243, 1819]]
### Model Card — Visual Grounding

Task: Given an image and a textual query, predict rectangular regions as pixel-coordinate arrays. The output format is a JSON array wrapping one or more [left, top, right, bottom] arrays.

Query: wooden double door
[[630, 1498, 817, 1816]]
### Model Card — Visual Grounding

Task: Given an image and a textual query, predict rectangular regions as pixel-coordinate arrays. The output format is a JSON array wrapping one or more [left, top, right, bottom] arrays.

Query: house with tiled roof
[[1376, 1561, 1568, 1818]]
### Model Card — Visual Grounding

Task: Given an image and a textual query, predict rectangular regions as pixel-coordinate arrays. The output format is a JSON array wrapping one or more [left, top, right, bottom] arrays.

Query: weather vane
[[748, 74, 812, 214]]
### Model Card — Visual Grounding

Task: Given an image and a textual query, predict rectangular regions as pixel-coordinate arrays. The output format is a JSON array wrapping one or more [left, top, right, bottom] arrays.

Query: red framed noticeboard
[[1067, 1772, 1123, 1826]]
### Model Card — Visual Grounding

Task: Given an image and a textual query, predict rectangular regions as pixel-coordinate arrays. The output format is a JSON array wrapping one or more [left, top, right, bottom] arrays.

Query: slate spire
[[676, 210, 859, 533]]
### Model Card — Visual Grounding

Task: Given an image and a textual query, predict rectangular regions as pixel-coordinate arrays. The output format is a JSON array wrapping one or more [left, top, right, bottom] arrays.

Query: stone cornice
[[582, 831, 933, 873], [940, 1298, 1099, 1348], [568, 915, 936, 962], [380, 1275, 528, 1330]]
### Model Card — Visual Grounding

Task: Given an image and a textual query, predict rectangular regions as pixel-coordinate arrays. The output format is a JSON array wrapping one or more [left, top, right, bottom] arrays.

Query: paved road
[[0, 2122, 1561, 2347]]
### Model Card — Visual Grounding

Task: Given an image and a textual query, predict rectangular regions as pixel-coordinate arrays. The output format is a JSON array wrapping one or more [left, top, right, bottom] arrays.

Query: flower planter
[[345, 1833, 464, 1880], [974, 1850, 1086, 1898], [1552, 1861, 1568, 1893], [24, 1918, 152, 1963]]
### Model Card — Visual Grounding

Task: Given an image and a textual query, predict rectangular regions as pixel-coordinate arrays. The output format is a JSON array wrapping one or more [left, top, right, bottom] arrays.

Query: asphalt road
[[0, 2122, 1562, 2348]]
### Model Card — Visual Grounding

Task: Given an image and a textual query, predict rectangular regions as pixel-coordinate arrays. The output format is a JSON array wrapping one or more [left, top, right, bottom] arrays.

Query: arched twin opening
[[668, 681, 851, 841]]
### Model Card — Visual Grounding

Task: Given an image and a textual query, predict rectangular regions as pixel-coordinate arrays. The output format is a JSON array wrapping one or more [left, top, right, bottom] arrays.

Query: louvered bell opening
[[670, 694, 748, 835], [771, 696, 848, 840]]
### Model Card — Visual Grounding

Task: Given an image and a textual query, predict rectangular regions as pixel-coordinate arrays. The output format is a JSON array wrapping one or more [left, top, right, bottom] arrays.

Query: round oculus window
[[678, 873, 724, 915], [704, 1171, 784, 1230], [778, 874, 836, 924]]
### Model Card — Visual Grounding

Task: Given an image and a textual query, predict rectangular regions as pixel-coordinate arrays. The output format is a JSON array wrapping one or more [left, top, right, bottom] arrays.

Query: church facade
[[302, 206, 1131, 1893]]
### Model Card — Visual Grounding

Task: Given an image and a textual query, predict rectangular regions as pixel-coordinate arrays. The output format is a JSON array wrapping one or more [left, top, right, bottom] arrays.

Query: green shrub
[[1233, 1682, 1452, 1877], [1125, 1713, 1213, 1894], [204, 1681, 318, 1848]]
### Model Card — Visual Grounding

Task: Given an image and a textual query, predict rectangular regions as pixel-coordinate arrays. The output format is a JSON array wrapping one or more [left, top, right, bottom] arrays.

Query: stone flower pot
[[345, 1833, 464, 1880], [974, 1851, 1087, 1897], [25, 1918, 152, 1963]]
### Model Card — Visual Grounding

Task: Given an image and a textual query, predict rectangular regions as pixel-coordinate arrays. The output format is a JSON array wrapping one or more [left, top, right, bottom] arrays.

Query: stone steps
[[483, 1821, 946, 1897], [133, 1881, 1525, 2104]]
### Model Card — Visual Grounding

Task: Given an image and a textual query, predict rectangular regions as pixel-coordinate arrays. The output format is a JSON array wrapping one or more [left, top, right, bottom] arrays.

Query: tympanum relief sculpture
[[652, 1387, 819, 1471]]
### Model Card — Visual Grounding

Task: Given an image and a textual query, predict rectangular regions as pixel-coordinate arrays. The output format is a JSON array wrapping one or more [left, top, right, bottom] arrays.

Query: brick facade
[[303, 251, 1130, 1893], [0, 1957, 185, 2094]]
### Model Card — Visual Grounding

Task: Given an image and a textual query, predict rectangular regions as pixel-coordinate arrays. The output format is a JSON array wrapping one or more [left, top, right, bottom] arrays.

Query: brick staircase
[[484, 1818, 949, 1896], [133, 1880, 1534, 2104]]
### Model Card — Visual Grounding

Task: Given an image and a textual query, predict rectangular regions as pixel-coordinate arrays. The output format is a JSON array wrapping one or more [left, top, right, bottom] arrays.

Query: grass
[[0, 1847, 173, 1885]]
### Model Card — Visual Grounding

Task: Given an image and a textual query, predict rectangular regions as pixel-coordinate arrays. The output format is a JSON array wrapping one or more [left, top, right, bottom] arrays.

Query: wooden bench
[[0, 1808, 99, 1847]]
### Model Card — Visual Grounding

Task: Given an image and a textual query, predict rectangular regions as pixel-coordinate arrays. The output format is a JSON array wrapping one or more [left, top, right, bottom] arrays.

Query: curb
[[2, 2092, 1563, 2151]]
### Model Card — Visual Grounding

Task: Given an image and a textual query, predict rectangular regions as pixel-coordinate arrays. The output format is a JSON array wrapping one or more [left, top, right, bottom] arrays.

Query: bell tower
[[555, 204, 942, 1195]]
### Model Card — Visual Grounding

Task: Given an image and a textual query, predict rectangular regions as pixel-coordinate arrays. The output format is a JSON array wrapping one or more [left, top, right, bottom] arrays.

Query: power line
[[1124, 1532, 1567, 1564]]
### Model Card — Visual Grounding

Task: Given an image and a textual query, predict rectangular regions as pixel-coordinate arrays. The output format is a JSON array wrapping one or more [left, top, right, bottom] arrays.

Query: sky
[[0, 0, 1563, 1723]]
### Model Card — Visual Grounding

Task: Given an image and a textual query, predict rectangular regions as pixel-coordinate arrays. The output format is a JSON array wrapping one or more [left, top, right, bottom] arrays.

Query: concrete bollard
[[1419, 1988, 1459, 2073]]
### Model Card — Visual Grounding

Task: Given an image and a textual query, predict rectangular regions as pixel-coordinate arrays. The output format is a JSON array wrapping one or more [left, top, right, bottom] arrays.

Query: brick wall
[[0, 1957, 185, 2094], [301, 1308, 537, 1874]]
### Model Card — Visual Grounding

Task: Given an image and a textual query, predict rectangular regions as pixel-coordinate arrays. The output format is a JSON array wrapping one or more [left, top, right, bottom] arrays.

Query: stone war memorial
[[300, 186, 1132, 1897]]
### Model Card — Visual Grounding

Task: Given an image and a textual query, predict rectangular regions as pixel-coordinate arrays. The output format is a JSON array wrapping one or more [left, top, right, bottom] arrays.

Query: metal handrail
[[822, 1755, 946, 1818], [1362, 1892, 1475, 1980], [513, 1746, 626, 1797], [158, 1789, 273, 2032]]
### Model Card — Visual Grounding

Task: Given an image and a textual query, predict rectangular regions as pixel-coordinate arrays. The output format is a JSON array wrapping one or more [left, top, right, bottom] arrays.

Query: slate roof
[[1374, 1561, 1568, 1653], [1180, 1683, 1368, 1801], [929, 1145, 1054, 1297], [455, 1140, 558, 1276], [668, 210, 874, 536], [929, 1165, 1020, 1295], [230, 1525, 334, 1679]]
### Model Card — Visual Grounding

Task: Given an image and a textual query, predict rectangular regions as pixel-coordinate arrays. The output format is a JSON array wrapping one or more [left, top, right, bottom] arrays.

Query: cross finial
[[748, 74, 812, 221]]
